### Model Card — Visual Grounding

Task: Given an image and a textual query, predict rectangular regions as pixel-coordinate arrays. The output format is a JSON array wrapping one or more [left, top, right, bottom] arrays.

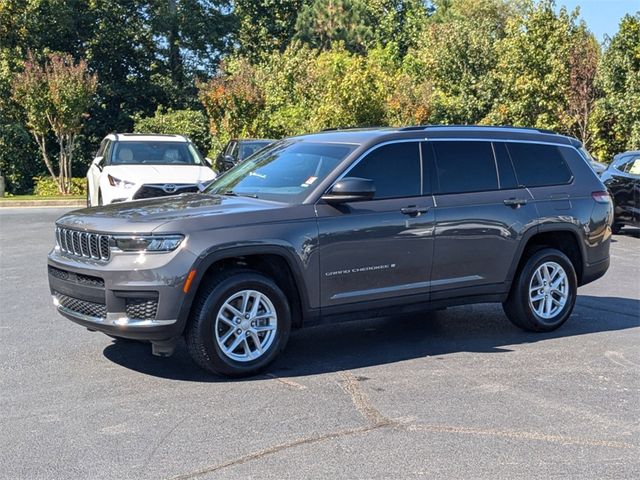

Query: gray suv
[[48, 126, 613, 377]]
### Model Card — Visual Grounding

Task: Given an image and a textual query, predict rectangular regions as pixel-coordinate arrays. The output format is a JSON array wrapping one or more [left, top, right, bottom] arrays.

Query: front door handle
[[401, 205, 430, 216], [503, 198, 528, 208]]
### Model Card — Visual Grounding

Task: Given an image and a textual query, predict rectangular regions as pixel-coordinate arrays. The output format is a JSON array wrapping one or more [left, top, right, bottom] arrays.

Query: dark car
[[48, 125, 612, 377], [215, 138, 275, 173], [600, 150, 640, 233]]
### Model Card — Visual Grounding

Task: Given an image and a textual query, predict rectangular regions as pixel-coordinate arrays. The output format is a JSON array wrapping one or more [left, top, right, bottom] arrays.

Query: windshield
[[111, 141, 204, 166], [239, 141, 273, 160], [205, 140, 358, 202]]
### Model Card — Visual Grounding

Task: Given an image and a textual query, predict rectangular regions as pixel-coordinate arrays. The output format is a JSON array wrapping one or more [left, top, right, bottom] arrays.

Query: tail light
[[592, 191, 610, 204]]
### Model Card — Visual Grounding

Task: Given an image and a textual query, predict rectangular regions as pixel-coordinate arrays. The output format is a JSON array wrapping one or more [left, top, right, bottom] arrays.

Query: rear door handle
[[401, 206, 430, 216], [503, 198, 528, 207]]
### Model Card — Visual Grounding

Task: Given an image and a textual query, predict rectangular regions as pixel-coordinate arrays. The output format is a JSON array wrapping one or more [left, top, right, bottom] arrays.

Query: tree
[[591, 13, 640, 161], [198, 58, 266, 148], [13, 53, 97, 194], [566, 30, 600, 149], [294, 0, 374, 53], [487, 0, 597, 134], [404, 0, 513, 125], [134, 107, 212, 154], [235, 0, 308, 58]]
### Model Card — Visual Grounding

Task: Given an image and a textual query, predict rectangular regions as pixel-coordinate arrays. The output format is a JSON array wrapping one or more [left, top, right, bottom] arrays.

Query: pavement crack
[[338, 371, 390, 426], [166, 423, 387, 480], [264, 373, 307, 390]]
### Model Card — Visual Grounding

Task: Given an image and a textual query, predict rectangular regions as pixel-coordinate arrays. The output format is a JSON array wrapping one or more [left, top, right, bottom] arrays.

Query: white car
[[86, 133, 217, 206]]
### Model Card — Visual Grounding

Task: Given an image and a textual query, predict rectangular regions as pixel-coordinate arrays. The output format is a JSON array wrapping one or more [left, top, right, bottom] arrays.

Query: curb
[[0, 199, 86, 208]]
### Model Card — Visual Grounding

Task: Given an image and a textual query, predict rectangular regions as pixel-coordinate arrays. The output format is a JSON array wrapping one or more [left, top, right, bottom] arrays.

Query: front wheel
[[503, 248, 577, 332], [186, 270, 291, 377]]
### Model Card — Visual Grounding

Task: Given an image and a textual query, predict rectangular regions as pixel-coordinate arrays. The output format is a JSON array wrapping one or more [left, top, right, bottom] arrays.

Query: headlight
[[112, 235, 184, 252], [108, 174, 135, 189]]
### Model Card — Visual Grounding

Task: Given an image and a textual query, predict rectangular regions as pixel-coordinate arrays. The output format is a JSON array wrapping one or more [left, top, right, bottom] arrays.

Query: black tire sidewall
[[517, 249, 577, 331], [196, 273, 291, 376]]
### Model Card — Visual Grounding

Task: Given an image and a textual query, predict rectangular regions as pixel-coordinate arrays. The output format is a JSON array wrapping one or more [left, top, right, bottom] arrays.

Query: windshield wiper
[[223, 190, 259, 199]]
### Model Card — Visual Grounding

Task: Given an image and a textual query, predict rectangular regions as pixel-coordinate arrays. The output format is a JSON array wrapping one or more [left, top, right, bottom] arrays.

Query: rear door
[[316, 141, 435, 307], [428, 140, 537, 299]]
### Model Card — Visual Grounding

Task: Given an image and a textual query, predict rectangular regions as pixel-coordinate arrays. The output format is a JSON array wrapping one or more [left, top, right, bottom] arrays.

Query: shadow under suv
[[48, 126, 613, 377]]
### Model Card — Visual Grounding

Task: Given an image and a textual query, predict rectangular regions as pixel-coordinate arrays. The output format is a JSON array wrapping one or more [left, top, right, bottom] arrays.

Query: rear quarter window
[[506, 143, 573, 187]]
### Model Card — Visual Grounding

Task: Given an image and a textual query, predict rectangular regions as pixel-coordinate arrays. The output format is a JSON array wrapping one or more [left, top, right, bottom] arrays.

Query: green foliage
[[235, 1, 308, 58], [33, 176, 86, 196], [294, 0, 374, 53], [0, 121, 41, 194], [12, 52, 97, 194], [134, 108, 211, 154], [591, 13, 640, 161]]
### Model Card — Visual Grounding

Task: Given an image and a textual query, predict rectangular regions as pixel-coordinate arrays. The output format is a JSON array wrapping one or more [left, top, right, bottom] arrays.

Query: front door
[[316, 141, 435, 308]]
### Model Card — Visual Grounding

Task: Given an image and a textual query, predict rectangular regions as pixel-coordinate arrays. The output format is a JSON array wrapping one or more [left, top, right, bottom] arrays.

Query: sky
[[556, 0, 639, 41]]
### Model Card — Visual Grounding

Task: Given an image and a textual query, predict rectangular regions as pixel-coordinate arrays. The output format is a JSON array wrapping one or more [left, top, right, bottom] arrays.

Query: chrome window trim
[[315, 136, 583, 203]]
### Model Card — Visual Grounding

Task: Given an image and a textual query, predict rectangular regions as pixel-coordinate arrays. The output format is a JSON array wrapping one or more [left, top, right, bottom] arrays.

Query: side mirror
[[322, 177, 375, 204], [204, 157, 213, 167]]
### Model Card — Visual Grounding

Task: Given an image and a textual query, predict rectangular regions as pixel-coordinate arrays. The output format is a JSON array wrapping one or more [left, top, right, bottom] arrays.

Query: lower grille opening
[[55, 292, 107, 319], [125, 297, 159, 320], [49, 266, 105, 288]]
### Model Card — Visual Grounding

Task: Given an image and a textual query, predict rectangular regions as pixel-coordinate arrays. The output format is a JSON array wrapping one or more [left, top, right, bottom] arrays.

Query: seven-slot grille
[[56, 227, 110, 261]]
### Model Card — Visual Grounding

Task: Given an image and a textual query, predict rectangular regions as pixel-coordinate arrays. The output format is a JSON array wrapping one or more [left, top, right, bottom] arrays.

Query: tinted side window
[[507, 143, 573, 187], [493, 142, 518, 189], [348, 142, 421, 199], [432, 141, 498, 194]]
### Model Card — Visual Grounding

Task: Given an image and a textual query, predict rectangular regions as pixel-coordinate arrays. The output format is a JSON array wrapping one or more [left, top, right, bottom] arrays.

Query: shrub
[[34, 176, 86, 196], [133, 108, 212, 155]]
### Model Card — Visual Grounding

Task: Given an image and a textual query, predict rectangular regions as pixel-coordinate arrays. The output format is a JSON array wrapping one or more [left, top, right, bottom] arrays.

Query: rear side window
[[431, 141, 498, 194], [506, 143, 573, 187], [348, 142, 421, 199]]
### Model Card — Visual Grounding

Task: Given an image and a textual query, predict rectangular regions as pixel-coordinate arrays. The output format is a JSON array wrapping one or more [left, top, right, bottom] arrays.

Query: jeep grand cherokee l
[[48, 126, 612, 377]]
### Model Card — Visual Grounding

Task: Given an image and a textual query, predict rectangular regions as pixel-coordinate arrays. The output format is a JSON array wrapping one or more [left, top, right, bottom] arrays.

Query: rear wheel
[[611, 223, 623, 234], [97, 189, 103, 206], [503, 248, 577, 332], [186, 270, 291, 377]]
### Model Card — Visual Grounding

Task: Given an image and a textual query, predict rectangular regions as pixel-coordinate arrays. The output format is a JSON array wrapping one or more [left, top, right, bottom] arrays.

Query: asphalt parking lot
[[1, 207, 639, 479]]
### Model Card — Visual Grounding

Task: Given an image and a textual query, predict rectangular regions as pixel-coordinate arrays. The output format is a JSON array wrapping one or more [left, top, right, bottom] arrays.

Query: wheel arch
[[506, 224, 586, 291], [176, 245, 310, 334]]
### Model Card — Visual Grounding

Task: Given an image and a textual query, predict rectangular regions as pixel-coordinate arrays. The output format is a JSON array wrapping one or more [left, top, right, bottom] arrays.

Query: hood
[[56, 193, 286, 234], [105, 164, 216, 184]]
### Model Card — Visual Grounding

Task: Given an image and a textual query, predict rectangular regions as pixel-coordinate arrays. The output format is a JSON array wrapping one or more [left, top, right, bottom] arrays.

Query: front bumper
[[48, 247, 196, 341]]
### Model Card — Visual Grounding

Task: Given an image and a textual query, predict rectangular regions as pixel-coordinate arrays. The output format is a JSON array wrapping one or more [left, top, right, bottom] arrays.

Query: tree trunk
[[32, 133, 58, 181]]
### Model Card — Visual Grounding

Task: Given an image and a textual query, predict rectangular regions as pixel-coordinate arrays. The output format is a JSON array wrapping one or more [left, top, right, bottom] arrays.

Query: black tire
[[611, 223, 623, 234], [86, 181, 90, 207], [185, 269, 291, 377], [97, 189, 103, 206], [503, 248, 577, 332]]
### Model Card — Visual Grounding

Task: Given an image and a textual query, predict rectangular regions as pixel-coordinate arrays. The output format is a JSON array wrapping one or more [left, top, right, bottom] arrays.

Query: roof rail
[[398, 124, 559, 135]]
